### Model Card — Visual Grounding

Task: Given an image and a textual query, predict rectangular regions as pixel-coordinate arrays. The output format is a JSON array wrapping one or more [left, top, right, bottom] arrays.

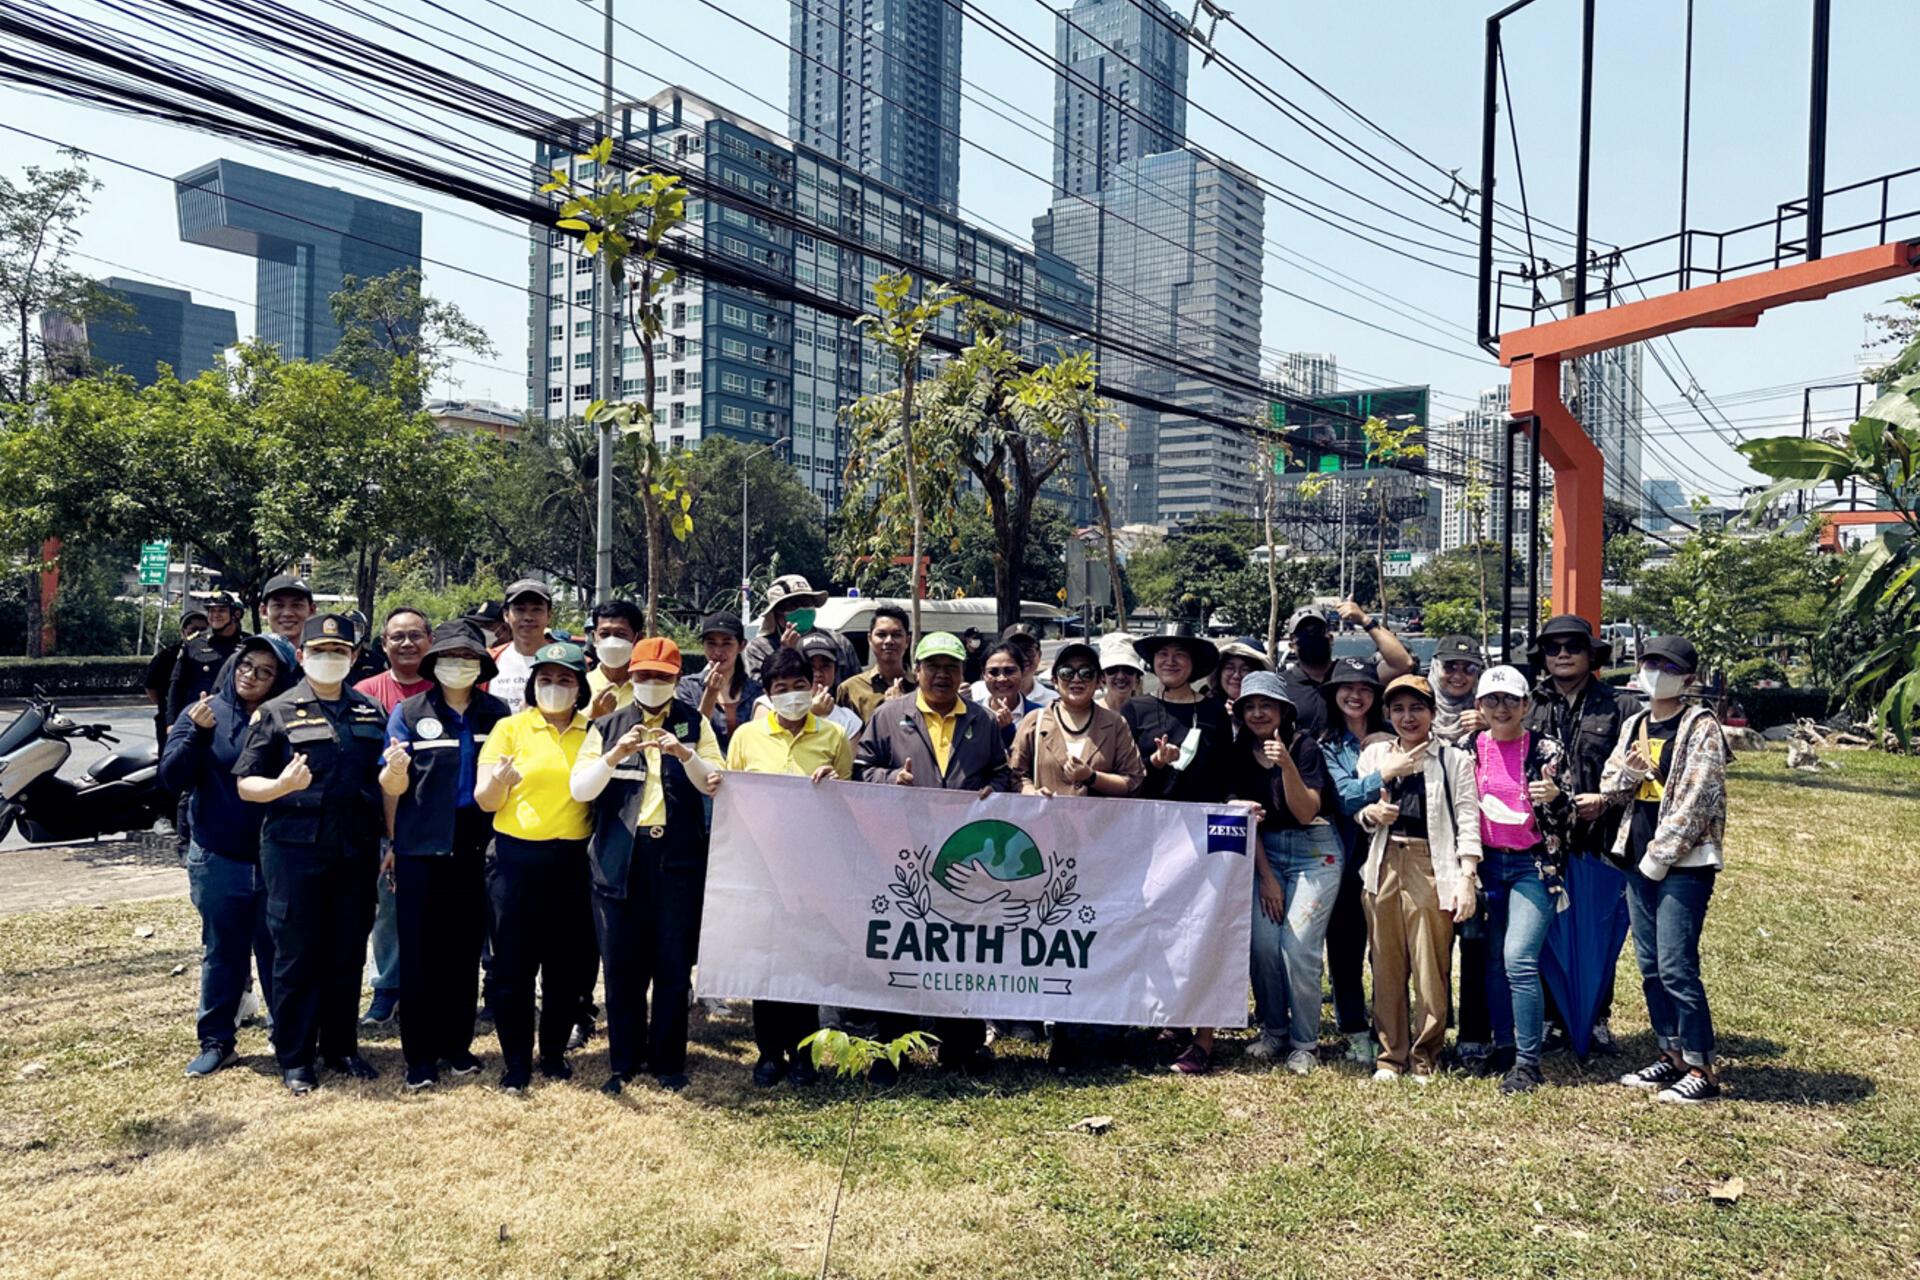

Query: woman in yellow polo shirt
[[476, 641, 594, 1094]]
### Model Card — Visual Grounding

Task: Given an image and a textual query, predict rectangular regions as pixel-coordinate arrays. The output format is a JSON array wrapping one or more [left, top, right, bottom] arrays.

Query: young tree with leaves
[[1360, 415, 1424, 618], [542, 138, 693, 634], [1019, 351, 1126, 626], [844, 272, 961, 643]]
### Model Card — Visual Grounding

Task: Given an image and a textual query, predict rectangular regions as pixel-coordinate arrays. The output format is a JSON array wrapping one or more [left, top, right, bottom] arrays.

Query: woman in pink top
[[1469, 665, 1572, 1095]]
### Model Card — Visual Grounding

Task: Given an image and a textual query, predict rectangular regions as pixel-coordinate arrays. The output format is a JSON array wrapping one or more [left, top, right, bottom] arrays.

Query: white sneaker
[[1242, 1034, 1285, 1062], [1344, 1032, 1377, 1065], [1285, 1049, 1318, 1076], [237, 988, 263, 1025], [1410, 1072, 1435, 1087], [1371, 1067, 1400, 1083]]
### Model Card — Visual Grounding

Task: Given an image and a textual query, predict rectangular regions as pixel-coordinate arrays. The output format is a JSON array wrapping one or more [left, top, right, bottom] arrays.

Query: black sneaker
[[283, 1066, 319, 1095], [538, 1057, 572, 1081], [1657, 1071, 1720, 1105], [323, 1054, 379, 1081], [360, 991, 398, 1027], [499, 1068, 531, 1095], [1499, 1062, 1544, 1095], [751, 1056, 788, 1088], [600, 1072, 630, 1096], [405, 1064, 438, 1092], [654, 1071, 689, 1092], [184, 1043, 237, 1078], [444, 1052, 484, 1077], [1619, 1057, 1683, 1091]]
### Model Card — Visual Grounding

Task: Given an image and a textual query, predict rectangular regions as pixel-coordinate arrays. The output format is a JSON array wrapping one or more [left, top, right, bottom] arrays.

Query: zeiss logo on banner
[[1205, 812, 1249, 855]]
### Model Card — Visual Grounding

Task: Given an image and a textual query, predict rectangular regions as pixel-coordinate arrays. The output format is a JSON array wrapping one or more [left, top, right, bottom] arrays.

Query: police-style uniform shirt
[[167, 629, 247, 721], [385, 688, 511, 856], [233, 679, 387, 852]]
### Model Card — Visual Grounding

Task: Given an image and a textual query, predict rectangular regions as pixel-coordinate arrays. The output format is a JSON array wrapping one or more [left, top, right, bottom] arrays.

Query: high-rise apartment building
[[1571, 343, 1645, 512], [789, 0, 962, 214], [1642, 477, 1686, 531], [1052, 0, 1188, 198], [174, 158, 420, 362], [1268, 351, 1338, 398], [1434, 385, 1559, 553], [530, 90, 1091, 514], [39, 277, 236, 387]]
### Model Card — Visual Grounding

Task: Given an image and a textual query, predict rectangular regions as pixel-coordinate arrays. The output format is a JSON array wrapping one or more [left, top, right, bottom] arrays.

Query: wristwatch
[[1363, 618, 1383, 632]]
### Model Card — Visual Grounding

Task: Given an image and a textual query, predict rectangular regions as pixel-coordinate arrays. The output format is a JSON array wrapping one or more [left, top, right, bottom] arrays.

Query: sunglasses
[[1440, 660, 1483, 677], [1055, 665, 1099, 682], [1642, 659, 1687, 676], [1541, 639, 1588, 656]]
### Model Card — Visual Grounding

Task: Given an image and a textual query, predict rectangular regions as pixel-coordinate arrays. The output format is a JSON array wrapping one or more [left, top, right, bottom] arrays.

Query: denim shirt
[[1320, 728, 1383, 855]]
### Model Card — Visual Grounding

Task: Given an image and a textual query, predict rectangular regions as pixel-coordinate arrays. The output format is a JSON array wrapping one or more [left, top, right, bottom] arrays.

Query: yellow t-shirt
[[578, 703, 723, 827], [725, 710, 853, 779], [916, 693, 960, 775], [586, 665, 635, 712], [478, 707, 592, 841]]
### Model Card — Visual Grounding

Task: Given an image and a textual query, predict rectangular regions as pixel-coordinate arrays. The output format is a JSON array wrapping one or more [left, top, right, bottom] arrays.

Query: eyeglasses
[[1541, 639, 1586, 656], [234, 660, 277, 680], [1480, 693, 1525, 709], [1055, 665, 1099, 682], [385, 631, 429, 645]]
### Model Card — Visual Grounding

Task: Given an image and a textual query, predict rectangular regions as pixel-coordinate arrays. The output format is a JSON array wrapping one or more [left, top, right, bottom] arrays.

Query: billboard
[[1268, 386, 1429, 475]]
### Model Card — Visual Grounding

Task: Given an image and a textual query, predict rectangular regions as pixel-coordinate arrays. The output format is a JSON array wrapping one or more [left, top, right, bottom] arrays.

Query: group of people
[[159, 569, 1729, 1106]]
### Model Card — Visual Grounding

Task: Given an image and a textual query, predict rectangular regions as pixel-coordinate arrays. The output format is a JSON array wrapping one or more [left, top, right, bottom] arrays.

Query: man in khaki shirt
[[836, 603, 915, 724]]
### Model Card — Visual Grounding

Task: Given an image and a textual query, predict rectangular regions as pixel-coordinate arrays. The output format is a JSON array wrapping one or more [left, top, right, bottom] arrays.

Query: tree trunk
[[21, 562, 41, 658], [1000, 486, 1032, 636], [355, 544, 380, 618], [1475, 537, 1490, 655], [1375, 488, 1390, 618], [900, 360, 922, 646], [1263, 460, 1281, 664], [1076, 413, 1126, 626]]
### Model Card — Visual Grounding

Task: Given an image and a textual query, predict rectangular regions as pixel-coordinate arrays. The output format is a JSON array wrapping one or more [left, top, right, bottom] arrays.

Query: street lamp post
[[739, 434, 790, 621]]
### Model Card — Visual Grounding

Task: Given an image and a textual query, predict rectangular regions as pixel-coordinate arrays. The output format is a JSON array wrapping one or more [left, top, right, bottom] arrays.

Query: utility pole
[[593, 0, 616, 605]]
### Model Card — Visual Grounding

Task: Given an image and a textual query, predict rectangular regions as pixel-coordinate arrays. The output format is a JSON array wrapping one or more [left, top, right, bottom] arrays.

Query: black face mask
[[1294, 632, 1332, 666]]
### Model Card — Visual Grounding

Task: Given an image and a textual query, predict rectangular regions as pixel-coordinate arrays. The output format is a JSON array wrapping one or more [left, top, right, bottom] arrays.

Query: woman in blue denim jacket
[[1318, 656, 1391, 1064], [158, 633, 299, 1078]]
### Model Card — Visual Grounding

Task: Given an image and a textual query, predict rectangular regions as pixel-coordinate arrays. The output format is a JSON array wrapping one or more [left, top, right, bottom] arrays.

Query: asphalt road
[[1, 700, 164, 853]]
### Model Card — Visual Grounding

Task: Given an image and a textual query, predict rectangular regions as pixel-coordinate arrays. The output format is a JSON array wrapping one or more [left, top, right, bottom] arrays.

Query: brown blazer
[[1008, 702, 1147, 798]]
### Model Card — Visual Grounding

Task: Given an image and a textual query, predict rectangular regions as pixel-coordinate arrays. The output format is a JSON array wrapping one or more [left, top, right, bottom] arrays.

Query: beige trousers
[[1363, 836, 1454, 1075]]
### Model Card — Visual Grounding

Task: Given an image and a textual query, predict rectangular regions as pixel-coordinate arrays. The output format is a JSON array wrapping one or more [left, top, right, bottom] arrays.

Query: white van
[[772, 596, 1073, 664]]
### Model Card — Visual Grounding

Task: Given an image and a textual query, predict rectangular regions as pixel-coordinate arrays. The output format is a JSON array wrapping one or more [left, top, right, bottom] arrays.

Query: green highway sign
[[138, 542, 170, 586]]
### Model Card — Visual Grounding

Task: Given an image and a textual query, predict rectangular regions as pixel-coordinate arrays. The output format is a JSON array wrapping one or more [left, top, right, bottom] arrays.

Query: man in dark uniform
[[1527, 613, 1641, 1056], [145, 608, 207, 745], [166, 592, 247, 724], [235, 613, 388, 1094]]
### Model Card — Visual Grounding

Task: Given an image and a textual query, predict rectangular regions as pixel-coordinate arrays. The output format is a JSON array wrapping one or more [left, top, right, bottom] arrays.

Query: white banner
[[697, 773, 1256, 1028]]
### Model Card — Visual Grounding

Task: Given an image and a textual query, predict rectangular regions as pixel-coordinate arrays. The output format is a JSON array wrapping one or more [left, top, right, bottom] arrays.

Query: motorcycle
[[0, 693, 170, 845]]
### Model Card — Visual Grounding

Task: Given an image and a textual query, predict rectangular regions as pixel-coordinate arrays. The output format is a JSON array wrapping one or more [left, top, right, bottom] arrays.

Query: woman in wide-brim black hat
[[1126, 622, 1234, 801]]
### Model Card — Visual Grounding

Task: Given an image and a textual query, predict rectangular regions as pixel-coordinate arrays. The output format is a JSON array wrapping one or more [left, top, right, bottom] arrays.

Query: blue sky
[[6, 0, 1913, 500]]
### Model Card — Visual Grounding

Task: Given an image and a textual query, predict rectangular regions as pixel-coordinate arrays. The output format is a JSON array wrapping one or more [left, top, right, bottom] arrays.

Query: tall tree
[[326, 266, 496, 411], [1359, 415, 1424, 618], [0, 152, 122, 405], [1019, 352, 1126, 626], [672, 435, 829, 615]]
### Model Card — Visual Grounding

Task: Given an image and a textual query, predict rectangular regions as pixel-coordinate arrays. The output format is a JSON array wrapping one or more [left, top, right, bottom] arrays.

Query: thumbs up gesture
[[894, 756, 915, 786]]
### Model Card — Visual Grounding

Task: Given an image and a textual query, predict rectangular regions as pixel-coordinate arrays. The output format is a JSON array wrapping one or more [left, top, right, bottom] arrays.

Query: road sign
[[1384, 550, 1416, 579], [138, 542, 170, 586], [1065, 537, 1111, 610]]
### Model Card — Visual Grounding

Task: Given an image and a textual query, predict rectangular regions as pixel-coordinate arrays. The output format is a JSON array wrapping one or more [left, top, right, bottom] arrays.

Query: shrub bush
[[0, 656, 151, 698]]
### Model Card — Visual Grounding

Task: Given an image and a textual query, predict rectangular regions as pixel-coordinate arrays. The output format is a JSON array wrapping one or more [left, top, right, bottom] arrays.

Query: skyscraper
[[1269, 351, 1338, 398], [1572, 343, 1645, 512], [39, 277, 236, 387], [1052, 0, 1188, 198], [1035, 149, 1265, 523], [174, 158, 421, 362], [789, 0, 962, 213], [1643, 478, 1686, 532]]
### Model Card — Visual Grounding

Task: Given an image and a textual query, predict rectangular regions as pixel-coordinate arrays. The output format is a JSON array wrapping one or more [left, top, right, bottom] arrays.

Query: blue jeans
[[186, 843, 275, 1049], [368, 842, 399, 996], [1250, 825, 1345, 1050], [1626, 865, 1716, 1066], [1481, 848, 1554, 1065]]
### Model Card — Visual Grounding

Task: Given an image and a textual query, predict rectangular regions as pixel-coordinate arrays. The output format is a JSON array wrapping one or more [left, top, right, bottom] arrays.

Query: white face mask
[[435, 658, 481, 690], [769, 689, 814, 720], [595, 636, 634, 670], [303, 650, 353, 686], [634, 679, 675, 709], [1637, 667, 1688, 701], [534, 683, 576, 715]]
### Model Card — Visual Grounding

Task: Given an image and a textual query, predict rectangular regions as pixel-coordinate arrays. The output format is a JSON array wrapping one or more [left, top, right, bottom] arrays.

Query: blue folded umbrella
[[1541, 855, 1630, 1059]]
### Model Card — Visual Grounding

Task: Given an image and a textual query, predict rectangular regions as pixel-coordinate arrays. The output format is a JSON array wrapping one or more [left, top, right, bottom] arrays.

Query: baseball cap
[[263, 573, 313, 601], [1641, 635, 1699, 673], [798, 630, 841, 663], [504, 578, 553, 605], [1322, 656, 1382, 689], [1475, 665, 1531, 701], [1382, 673, 1436, 706], [1432, 635, 1487, 668], [630, 637, 683, 678], [1051, 641, 1100, 676], [697, 612, 746, 642], [914, 631, 967, 664], [1286, 606, 1333, 635]]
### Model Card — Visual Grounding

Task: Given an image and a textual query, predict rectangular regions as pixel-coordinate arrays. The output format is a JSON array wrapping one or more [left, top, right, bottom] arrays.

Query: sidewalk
[[0, 836, 185, 916]]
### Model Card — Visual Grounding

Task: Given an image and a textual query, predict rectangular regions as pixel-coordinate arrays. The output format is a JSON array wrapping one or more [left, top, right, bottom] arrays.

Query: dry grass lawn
[[2, 750, 1918, 1279]]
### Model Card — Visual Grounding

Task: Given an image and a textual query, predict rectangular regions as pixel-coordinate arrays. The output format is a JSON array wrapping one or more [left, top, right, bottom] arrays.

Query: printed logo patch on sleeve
[[1205, 812, 1249, 855]]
